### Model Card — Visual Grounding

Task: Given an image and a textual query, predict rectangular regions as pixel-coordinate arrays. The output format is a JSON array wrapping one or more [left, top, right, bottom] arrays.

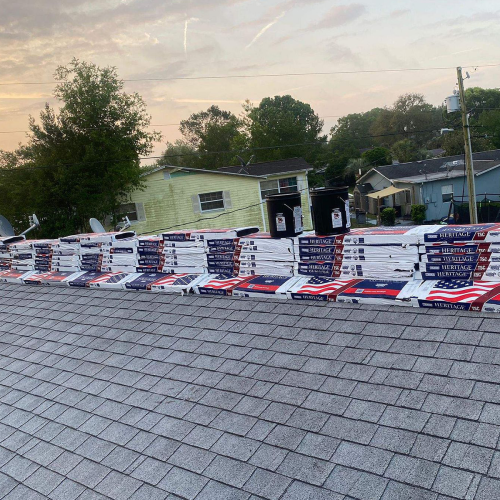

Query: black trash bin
[[311, 186, 350, 236], [266, 192, 303, 238]]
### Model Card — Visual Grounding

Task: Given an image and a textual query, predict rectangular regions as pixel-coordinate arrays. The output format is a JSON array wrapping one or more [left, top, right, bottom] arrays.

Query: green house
[[121, 158, 313, 236]]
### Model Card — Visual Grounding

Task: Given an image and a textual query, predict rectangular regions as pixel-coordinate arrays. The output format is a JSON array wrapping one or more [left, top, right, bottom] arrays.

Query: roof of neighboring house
[[2, 282, 500, 499], [218, 157, 313, 176], [142, 165, 266, 179], [359, 149, 500, 184], [355, 182, 374, 194]]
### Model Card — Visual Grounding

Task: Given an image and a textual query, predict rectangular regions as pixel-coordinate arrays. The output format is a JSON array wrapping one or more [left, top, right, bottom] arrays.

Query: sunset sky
[[1, 0, 500, 160]]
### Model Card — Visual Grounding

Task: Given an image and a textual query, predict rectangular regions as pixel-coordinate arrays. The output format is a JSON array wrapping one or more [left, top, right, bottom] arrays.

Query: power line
[[0, 115, 344, 135], [0, 127, 447, 174], [1, 63, 499, 86]]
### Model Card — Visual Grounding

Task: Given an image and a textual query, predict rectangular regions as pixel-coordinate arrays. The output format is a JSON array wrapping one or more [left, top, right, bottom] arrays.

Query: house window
[[260, 177, 298, 199], [118, 203, 139, 222], [199, 191, 225, 212], [442, 185, 453, 203]]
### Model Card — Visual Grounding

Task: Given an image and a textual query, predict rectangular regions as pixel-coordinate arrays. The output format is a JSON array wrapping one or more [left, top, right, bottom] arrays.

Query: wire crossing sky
[[0, 0, 499, 157]]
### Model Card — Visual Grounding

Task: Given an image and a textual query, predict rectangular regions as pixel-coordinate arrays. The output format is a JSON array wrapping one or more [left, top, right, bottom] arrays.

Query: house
[[121, 158, 313, 235], [354, 149, 500, 221]]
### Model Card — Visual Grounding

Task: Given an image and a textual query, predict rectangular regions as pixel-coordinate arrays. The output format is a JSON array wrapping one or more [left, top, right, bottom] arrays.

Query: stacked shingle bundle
[[295, 227, 421, 280], [8, 239, 36, 272], [0, 235, 25, 270], [237, 232, 296, 277], [75, 231, 136, 273], [50, 238, 81, 272], [162, 227, 259, 275], [420, 224, 500, 280], [286, 276, 419, 305]]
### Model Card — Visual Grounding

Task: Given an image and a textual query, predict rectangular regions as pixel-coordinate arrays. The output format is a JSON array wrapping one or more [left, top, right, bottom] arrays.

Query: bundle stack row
[[419, 224, 500, 281], [294, 227, 423, 280]]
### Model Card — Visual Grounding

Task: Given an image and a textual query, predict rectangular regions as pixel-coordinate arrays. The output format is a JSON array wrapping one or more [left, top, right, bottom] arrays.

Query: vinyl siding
[[127, 169, 264, 235]]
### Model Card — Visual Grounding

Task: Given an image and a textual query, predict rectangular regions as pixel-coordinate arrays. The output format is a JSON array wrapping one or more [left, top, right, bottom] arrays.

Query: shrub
[[381, 207, 397, 226], [411, 204, 426, 224]]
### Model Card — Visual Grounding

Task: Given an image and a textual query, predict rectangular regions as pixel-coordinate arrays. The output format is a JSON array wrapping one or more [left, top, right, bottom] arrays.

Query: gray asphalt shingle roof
[[1, 283, 500, 499]]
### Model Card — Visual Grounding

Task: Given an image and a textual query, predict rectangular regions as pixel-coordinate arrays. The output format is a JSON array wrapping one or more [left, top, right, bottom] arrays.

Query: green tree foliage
[[157, 139, 198, 168], [370, 93, 443, 147], [362, 147, 392, 166], [391, 139, 428, 163], [330, 109, 383, 150], [0, 59, 160, 237], [244, 95, 326, 162], [178, 105, 242, 169]]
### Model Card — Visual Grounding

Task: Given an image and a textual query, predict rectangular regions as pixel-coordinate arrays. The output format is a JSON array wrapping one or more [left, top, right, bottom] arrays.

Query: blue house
[[354, 150, 500, 221]]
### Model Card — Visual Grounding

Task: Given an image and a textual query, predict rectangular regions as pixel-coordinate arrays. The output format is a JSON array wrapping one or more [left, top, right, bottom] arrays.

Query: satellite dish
[[0, 215, 15, 237], [90, 218, 106, 233], [20, 213, 41, 236]]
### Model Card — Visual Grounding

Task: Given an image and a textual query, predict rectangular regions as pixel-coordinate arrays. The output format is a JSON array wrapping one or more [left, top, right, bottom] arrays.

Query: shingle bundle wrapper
[[237, 233, 295, 277], [0, 235, 26, 270], [420, 224, 500, 280], [287, 276, 419, 305], [295, 228, 421, 279], [0, 269, 34, 283], [193, 274, 252, 296], [232, 275, 302, 299], [162, 228, 258, 275], [124, 272, 204, 293]]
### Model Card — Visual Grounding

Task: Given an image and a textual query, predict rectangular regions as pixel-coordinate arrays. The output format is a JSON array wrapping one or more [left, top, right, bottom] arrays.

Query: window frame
[[441, 184, 453, 203], [118, 202, 139, 222], [260, 176, 298, 200], [198, 191, 226, 212]]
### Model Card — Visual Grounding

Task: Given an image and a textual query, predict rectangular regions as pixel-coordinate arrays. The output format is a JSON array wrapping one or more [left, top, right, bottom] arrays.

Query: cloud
[[184, 18, 199, 56], [246, 11, 286, 49], [327, 41, 360, 63], [309, 4, 366, 30], [389, 9, 410, 19]]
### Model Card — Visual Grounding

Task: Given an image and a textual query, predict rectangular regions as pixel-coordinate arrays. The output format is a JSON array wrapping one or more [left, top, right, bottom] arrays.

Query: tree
[[370, 93, 443, 147], [391, 139, 427, 163], [244, 95, 326, 163], [178, 105, 242, 169], [0, 59, 160, 237], [157, 140, 198, 168], [362, 147, 392, 166], [330, 108, 384, 150]]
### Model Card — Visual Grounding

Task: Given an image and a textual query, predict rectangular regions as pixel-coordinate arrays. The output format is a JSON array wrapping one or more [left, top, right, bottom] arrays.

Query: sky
[[1, 0, 500, 160]]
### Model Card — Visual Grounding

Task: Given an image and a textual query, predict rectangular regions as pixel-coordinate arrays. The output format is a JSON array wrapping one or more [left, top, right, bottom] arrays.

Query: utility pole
[[457, 66, 478, 224]]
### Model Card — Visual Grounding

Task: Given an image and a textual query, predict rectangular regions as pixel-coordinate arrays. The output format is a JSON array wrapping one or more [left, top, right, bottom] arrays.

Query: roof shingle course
[[2, 283, 500, 498]]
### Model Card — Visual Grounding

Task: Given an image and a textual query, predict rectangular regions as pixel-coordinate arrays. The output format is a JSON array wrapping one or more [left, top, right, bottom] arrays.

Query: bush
[[411, 204, 426, 224], [381, 207, 397, 226]]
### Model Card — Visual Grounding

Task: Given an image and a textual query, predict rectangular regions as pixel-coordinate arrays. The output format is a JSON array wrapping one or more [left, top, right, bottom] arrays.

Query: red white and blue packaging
[[23, 271, 85, 286], [421, 261, 500, 281], [149, 274, 206, 294], [232, 275, 302, 299], [286, 277, 357, 301], [423, 224, 500, 244], [239, 232, 295, 254], [0, 270, 34, 284], [239, 261, 295, 277], [87, 273, 137, 289], [335, 279, 421, 306], [415, 279, 500, 311], [296, 261, 415, 279], [124, 273, 171, 291], [162, 227, 259, 242], [193, 274, 252, 296]]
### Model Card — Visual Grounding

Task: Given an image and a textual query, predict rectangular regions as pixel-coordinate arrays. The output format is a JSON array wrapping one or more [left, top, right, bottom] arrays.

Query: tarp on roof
[[367, 186, 408, 199]]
